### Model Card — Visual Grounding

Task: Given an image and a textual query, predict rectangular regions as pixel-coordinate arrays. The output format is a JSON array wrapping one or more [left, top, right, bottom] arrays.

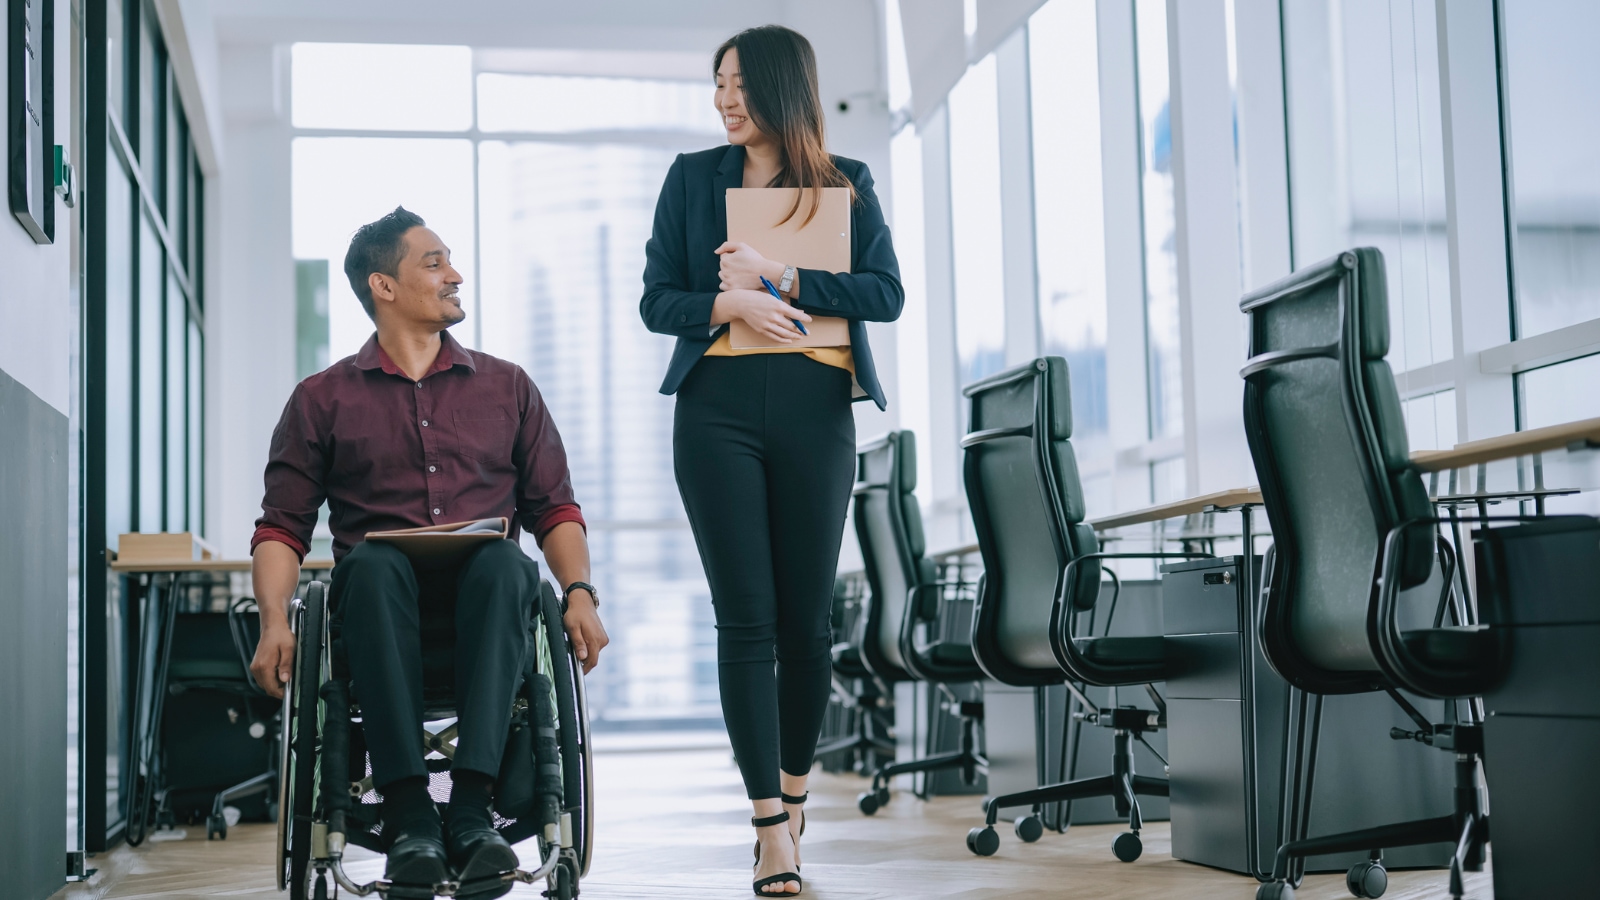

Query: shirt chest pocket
[[452, 408, 513, 464]]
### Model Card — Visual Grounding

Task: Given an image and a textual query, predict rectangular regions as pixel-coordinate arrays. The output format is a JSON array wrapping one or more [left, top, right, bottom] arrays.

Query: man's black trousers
[[330, 538, 537, 790], [673, 354, 857, 800]]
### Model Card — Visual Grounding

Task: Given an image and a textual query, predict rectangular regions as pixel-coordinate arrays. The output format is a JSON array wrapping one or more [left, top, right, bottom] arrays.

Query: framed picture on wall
[[9, 0, 52, 244]]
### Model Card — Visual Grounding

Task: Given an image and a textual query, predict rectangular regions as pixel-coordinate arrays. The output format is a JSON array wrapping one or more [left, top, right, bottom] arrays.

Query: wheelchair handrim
[[275, 598, 302, 892], [573, 651, 594, 877]]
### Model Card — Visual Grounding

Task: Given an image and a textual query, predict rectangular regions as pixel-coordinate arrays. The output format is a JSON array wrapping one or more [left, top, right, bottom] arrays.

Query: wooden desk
[[110, 557, 335, 574], [1088, 487, 1264, 532], [1412, 415, 1600, 472]]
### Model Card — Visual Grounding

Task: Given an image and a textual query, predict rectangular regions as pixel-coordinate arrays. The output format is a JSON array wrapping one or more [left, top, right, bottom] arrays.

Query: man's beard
[[440, 293, 467, 325]]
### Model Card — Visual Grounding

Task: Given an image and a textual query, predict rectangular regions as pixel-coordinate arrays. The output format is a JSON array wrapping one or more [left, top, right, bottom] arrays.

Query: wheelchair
[[275, 576, 593, 899]]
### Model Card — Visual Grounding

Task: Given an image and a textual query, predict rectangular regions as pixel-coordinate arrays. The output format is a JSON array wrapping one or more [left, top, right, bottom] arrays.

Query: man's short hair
[[344, 206, 426, 320]]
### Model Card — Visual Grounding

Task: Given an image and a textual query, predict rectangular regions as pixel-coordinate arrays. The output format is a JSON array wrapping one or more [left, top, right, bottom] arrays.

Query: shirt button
[[428, 465, 437, 473], [416, 383, 422, 390], [421, 420, 429, 427], [679, 314, 687, 323], [433, 508, 442, 515], [830, 298, 839, 306]]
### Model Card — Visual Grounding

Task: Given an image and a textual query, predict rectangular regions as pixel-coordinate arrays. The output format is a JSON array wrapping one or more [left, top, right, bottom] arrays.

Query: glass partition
[[1134, 0, 1180, 440]]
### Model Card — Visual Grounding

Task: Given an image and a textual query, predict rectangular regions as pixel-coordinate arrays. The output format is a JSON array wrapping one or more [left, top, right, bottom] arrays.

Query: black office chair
[[850, 430, 987, 816], [815, 578, 896, 774], [960, 358, 1207, 862], [1241, 248, 1508, 900]]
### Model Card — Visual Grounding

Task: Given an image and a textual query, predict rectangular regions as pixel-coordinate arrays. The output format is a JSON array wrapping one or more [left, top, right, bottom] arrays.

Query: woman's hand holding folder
[[716, 240, 792, 294], [710, 287, 813, 344]]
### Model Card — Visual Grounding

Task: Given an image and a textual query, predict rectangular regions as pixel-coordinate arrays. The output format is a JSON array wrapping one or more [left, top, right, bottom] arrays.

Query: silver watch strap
[[778, 265, 796, 294]]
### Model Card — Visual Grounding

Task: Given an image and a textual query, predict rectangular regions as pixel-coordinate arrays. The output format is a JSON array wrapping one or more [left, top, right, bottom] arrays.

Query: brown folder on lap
[[366, 517, 509, 569], [726, 187, 852, 350]]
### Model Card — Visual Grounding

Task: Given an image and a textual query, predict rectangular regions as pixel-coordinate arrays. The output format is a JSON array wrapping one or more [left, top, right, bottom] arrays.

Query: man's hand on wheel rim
[[251, 624, 296, 699], [562, 590, 608, 675]]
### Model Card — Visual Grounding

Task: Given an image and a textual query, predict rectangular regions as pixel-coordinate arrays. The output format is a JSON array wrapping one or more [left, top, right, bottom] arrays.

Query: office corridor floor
[[55, 737, 1492, 900]]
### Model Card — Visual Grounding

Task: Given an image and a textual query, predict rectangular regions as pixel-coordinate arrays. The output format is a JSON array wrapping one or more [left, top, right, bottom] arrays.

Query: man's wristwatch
[[778, 264, 796, 294], [562, 581, 599, 613]]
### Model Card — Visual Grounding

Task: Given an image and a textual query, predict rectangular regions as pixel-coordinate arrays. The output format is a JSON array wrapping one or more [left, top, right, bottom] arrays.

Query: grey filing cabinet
[[1163, 556, 1456, 876], [1163, 556, 1285, 876], [1476, 517, 1600, 899]]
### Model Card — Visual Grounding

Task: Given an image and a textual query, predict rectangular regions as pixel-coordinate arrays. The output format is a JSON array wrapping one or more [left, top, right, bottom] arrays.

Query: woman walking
[[639, 24, 903, 896]]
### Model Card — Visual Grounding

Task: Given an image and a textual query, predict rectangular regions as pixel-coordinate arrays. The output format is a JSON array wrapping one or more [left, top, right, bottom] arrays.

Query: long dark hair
[[714, 25, 854, 226]]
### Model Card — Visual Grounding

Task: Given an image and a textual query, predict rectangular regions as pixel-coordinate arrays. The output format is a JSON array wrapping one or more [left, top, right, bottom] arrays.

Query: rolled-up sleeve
[[251, 384, 326, 562], [512, 368, 586, 547]]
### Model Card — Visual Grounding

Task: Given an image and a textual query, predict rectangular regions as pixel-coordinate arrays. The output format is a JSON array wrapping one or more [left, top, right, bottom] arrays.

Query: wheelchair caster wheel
[[1257, 882, 1295, 900], [312, 872, 329, 900], [1014, 815, 1043, 843], [206, 814, 227, 841], [1112, 831, 1142, 862], [966, 826, 1000, 857], [546, 856, 579, 899], [857, 791, 880, 816], [1347, 861, 1387, 897]]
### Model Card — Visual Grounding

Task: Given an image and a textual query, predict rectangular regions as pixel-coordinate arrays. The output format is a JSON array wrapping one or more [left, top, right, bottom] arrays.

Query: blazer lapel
[[712, 145, 744, 247]]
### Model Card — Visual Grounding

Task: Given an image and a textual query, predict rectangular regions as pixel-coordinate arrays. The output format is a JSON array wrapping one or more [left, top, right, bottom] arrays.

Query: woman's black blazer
[[639, 144, 903, 411]]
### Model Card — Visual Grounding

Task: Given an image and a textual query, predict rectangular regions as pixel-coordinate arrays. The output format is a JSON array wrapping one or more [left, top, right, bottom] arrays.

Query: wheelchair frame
[[275, 578, 594, 900]]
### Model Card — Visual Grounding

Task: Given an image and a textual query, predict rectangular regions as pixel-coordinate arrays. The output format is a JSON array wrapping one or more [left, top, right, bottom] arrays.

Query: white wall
[[214, 44, 295, 557], [0, 0, 75, 415]]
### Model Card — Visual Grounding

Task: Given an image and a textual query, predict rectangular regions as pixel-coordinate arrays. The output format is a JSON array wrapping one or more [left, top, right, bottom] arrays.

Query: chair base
[[860, 708, 985, 815], [967, 723, 1167, 861], [1257, 740, 1488, 900]]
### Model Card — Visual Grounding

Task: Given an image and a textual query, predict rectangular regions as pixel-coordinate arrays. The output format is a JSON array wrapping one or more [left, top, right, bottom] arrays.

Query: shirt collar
[[354, 330, 477, 378]]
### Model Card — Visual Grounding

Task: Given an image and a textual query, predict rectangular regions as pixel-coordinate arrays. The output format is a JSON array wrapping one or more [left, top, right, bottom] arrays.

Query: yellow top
[[702, 330, 855, 374]]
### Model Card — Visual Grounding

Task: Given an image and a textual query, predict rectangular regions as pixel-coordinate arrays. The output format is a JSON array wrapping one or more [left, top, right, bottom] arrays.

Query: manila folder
[[726, 187, 852, 350], [366, 517, 509, 568]]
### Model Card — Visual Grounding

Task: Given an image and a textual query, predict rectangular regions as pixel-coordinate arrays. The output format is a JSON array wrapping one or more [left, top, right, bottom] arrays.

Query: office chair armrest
[[1047, 551, 1215, 687], [1373, 513, 1581, 697]]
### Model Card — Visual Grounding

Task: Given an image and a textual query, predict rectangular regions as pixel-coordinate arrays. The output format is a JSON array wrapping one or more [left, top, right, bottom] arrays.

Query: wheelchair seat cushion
[[1401, 626, 1493, 670], [1073, 636, 1167, 666]]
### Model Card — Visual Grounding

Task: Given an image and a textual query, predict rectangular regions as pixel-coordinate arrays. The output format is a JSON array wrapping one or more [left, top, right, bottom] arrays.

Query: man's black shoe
[[447, 822, 519, 898], [384, 827, 450, 886]]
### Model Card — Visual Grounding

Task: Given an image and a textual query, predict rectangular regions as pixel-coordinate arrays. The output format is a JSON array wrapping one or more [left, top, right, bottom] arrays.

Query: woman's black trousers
[[673, 354, 856, 800]]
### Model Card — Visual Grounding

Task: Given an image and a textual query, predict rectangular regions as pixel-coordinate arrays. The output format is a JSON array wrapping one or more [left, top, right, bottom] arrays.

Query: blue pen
[[761, 275, 808, 336]]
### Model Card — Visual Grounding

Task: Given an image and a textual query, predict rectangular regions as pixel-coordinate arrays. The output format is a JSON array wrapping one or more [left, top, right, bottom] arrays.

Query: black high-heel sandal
[[754, 793, 808, 864], [751, 811, 802, 896]]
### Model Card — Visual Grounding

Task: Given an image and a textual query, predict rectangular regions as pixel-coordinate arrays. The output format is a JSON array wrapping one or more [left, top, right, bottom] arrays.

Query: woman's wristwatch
[[562, 581, 599, 613], [778, 265, 796, 294]]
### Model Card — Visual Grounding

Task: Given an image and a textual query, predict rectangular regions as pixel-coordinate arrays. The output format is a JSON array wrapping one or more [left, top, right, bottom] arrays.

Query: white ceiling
[[210, 0, 787, 60]]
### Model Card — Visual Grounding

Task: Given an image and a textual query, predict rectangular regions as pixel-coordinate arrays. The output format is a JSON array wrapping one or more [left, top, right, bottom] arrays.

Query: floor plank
[[55, 743, 1492, 899]]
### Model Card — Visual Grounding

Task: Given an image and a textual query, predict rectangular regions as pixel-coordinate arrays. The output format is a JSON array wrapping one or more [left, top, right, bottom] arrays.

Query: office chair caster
[[857, 785, 890, 815], [1013, 815, 1043, 843], [1256, 882, 1295, 900], [966, 825, 1000, 856], [1112, 831, 1142, 862], [206, 813, 227, 841], [1346, 860, 1387, 898]]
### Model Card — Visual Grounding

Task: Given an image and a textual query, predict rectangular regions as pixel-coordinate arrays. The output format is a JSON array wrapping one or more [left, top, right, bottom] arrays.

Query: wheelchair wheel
[[275, 583, 326, 899], [540, 584, 594, 879]]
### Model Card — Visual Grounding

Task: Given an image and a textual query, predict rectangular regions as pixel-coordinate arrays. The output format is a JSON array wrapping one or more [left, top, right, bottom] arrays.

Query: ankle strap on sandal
[[780, 792, 808, 805], [751, 811, 791, 828]]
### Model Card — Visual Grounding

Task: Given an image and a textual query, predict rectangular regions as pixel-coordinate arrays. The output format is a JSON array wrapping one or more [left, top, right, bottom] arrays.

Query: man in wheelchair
[[249, 206, 608, 896]]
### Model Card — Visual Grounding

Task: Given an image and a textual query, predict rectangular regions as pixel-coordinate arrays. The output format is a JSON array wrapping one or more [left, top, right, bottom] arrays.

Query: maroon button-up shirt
[[252, 331, 585, 563]]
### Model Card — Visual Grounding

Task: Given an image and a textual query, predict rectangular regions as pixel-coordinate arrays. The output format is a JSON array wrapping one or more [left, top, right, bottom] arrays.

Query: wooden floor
[[56, 740, 1492, 900]]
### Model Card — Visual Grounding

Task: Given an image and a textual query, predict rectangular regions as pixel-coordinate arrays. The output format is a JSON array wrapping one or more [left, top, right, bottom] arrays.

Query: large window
[[1500, 0, 1600, 428], [948, 54, 1006, 389], [290, 46, 719, 726], [1029, 0, 1110, 505], [1283, 0, 1450, 370], [1134, 0, 1180, 443], [91, 0, 207, 845]]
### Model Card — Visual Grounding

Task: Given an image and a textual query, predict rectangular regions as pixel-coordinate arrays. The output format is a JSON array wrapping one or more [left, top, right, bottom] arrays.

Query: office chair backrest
[[1240, 249, 1435, 692], [961, 358, 1101, 686], [852, 430, 929, 678]]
